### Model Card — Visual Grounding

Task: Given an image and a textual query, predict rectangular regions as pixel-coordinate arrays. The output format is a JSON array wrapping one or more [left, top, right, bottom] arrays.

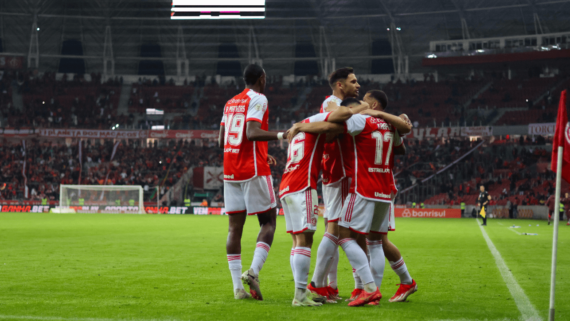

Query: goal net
[[59, 185, 145, 214]]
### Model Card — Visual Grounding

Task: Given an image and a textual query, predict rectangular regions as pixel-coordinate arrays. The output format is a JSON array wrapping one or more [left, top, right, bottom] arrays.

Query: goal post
[[59, 185, 146, 214]]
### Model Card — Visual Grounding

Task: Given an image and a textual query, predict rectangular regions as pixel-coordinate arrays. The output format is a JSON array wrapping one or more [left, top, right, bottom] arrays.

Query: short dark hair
[[340, 97, 360, 107], [243, 64, 265, 86], [329, 67, 354, 89], [367, 90, 388, 110]]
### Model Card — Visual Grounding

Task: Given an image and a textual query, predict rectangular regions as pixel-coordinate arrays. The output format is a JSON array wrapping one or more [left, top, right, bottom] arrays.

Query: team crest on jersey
[[253, 102, 267, 112]]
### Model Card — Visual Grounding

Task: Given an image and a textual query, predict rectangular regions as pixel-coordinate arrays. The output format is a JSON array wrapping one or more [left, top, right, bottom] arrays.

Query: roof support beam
[[248, 25, 262, 66], [528, 0, 545, 34], [379, 0, 406, 78], [452, 0, 471, 39], [28, 6, 39, 69]]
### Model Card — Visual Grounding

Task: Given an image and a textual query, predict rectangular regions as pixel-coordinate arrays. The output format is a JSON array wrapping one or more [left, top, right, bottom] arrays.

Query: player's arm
[[245, 95, 286, 141], [359, 110, 412, 134], [394, 141, 406, 155], [393, 128, 406, 155], [246, 121, 285, 141], [327, 101, 370, 123], [287, 122, 344, 143]]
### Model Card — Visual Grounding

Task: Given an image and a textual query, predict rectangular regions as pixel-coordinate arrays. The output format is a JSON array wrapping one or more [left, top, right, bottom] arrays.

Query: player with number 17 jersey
[[340, 113, 401, 234]]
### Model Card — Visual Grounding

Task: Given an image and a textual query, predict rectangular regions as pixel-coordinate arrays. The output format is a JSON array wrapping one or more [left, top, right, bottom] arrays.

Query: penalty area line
[[476, 219, 541, 321], [0, 316, 184, 321]]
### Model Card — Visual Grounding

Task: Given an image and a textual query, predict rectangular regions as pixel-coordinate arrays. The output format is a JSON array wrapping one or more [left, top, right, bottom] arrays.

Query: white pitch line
[[0, 316, 184, 321], [476, 219, 542, 321]]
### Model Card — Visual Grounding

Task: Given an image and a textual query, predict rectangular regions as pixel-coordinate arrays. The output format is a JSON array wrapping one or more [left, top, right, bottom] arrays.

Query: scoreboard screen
[[171, 0, 265, 20]]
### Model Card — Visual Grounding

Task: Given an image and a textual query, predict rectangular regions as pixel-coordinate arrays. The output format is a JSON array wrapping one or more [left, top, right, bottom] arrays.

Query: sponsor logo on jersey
[[224, 174, 234, 179], [322, 178, 329, 183], [323, 154, 329, 160], [224, 148, 240, 154], [369, 168, 390, 173], [279, 186, 290, 196], [374, 192, 392, 198]]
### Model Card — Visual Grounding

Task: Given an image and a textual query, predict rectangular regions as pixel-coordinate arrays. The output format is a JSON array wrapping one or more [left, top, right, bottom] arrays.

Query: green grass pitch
[[0, 213, 569, 321]]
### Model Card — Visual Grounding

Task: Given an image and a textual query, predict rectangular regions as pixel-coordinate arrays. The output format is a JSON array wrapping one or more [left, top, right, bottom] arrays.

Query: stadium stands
[[0, 70, 566, 131]]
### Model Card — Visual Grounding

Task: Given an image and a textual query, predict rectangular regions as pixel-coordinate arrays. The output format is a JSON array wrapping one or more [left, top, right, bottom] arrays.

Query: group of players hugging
[[218, 64, 417, 307]]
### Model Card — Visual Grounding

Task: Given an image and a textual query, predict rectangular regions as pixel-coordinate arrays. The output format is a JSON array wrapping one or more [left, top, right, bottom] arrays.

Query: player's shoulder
[[322, 95, 342, 103], [246, 89, 267, 101], [366, 116, 393, 130], [306, 112, 330, 123]]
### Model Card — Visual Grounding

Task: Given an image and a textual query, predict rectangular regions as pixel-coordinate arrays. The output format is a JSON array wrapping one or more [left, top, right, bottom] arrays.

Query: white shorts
[[282, 189, 319, 234], [322, 177, 350, 222], [224, 175, 277, 215], [339, 193, 391, 235]]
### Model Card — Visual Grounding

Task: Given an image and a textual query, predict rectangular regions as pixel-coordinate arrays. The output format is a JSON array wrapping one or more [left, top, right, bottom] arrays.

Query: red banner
[[0, 56, 23, 70], [395, 208, 462, 218]]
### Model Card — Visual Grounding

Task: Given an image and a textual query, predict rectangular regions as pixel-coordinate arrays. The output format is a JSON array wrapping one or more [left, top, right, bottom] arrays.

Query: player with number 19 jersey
[[221, 89, 276, 215], [222, 89, 271, 181]]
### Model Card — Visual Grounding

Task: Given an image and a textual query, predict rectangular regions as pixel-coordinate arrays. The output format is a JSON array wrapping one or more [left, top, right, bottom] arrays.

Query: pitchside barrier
[[0, 201, 550, 219]]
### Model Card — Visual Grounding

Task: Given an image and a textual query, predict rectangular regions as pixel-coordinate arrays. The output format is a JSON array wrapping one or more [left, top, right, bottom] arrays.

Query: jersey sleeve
[[246, 95, 268, 123], [307, 112, 331, 123], [220, 114, 226, 126], [344, 114, 367, 136], [393, 129, 402, 147]]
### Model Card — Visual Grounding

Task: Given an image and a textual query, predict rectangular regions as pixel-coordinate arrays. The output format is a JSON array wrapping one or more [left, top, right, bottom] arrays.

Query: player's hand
[[324, 100, 339, 112], [359, 101, 370, 109], [267, 155, 277, 166], [399, 114, 412, 128], [287, 123, 302, 143]]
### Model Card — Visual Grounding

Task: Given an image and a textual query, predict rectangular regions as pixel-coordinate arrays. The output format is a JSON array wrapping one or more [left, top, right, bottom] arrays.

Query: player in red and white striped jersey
[[218, 64, 288, 300], [289, 97, 411, 306], [308, 67, 360, 301], [280, 101, 370, 307], [357, 90, 417, 304]]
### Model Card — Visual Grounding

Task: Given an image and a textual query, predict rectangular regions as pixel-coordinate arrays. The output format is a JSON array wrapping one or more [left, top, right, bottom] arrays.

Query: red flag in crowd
[[551, 90, 570, 183]]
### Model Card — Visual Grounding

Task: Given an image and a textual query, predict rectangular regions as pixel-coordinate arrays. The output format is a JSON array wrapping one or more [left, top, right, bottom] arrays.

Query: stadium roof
[[1, 0, 569, 75]]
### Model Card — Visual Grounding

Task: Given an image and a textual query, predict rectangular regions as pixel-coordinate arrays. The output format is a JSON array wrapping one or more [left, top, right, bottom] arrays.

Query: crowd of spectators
[[0, 133, 566, 210], [0, 69, 565, 131], [0, 138, 222, 202], [418, 135, 568, 207]]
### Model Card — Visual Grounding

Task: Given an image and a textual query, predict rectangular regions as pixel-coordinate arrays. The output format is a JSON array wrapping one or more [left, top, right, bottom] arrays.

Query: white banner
[[408, 126, 493, 139], [39, 129, 143, 139], [204, 167, 223, 189], [528, 123, 556, 136], [462, 126, 493, 137]]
